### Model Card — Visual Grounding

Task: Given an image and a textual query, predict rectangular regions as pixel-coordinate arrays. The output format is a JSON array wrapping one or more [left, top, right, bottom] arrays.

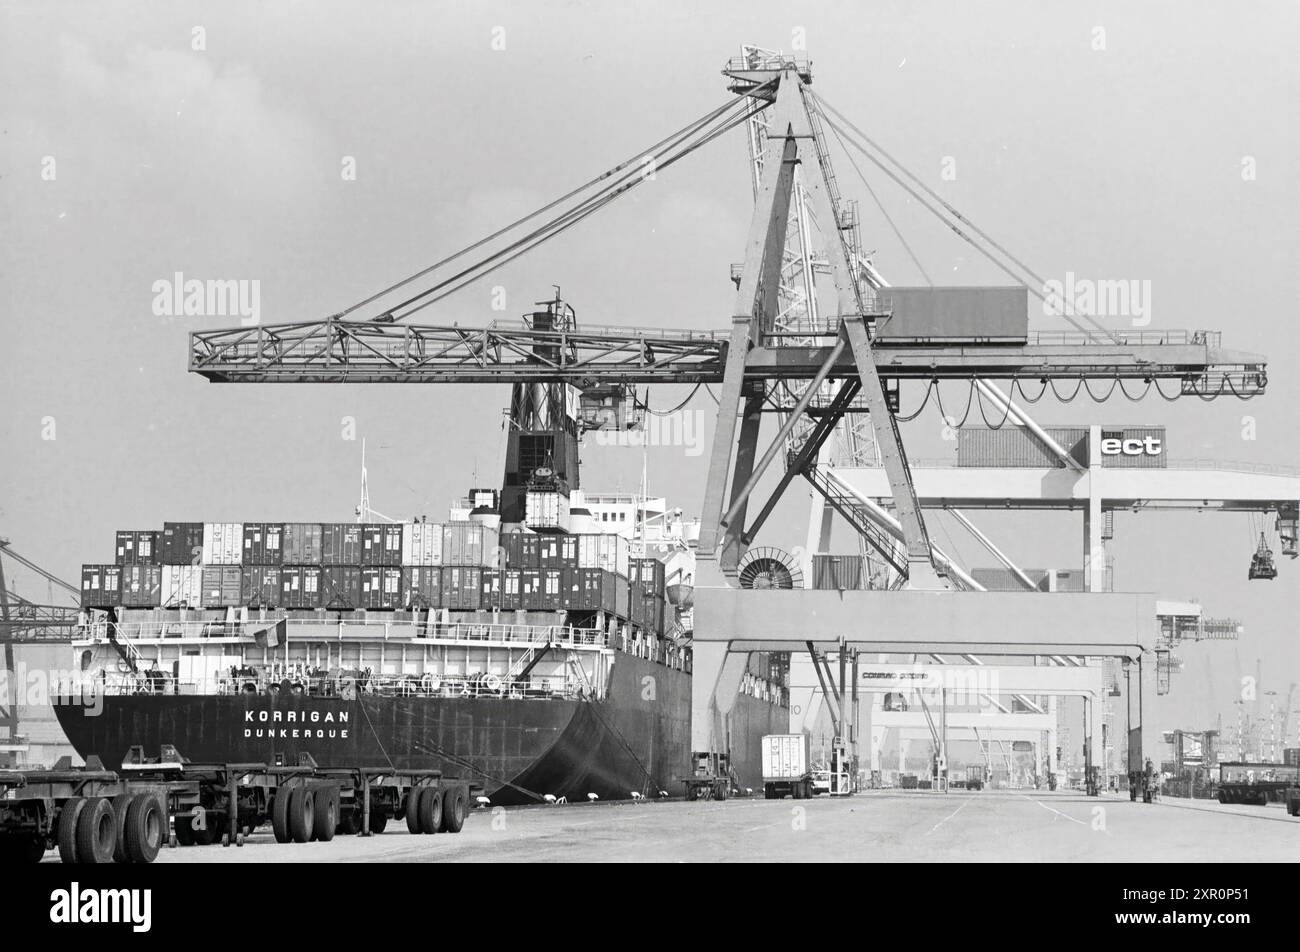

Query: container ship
[[60, 504, 787, 804]]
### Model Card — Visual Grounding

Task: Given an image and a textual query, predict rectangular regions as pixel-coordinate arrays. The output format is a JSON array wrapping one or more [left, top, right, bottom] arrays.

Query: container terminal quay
[[2, 47, 1297, 866]]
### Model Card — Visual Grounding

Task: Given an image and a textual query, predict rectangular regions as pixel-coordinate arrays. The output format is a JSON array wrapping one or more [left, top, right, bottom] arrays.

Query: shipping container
[[443, 523, 500, 567], [401, 522, 443, 566], [80, 565, 122, 608], [1284, 748, 1300, 767], [629, 581, 646, 627], [441, 566, 483, 611], [630, 557, 667, 593], [160, 565, 202, 608], [322, 524, 362, 565], [361, 566, 403, 610], [480, 569, 504, 610], [120, 564, 161, 608], [321, 566, 362, 610], [159, 522, 204, 566], [518, 533, 541, 569], [361, 523, 403, 566], [520, 569, 542, 611], [241, 523, 284, 565], [115, 530, 159, 565], [558, 534, 579, 567], [525, 490, 570, 532], [282, 523, 323, 564], [502, 569, 523, 611], [538, 535, 563, 569], [761, 734, 810, 781], [280, 565, 323, 610], [812, 554, 865, 591], [957, 427, 1088, 469], [577, 534, 629, 577], [538, 569, 563, 611], [201, 523, 244, 565], [200, 565, 243, 608], [874, 287, 1029, 344], [402, 566, 443, 610], [613, 573, 631, 620], [240, 565, 282, 608]]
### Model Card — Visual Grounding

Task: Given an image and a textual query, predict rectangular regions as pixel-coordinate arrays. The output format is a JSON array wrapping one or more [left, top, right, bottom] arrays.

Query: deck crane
[[0, 540, 82, 767], [187, 54, 1268, 778]]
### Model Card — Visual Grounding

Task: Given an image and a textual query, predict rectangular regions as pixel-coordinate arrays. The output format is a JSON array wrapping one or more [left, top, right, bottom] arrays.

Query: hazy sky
[[3, 1, 1298, 743]]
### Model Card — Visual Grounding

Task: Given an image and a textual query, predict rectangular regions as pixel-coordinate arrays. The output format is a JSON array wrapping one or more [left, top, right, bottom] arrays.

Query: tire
[[189, 811, 218, 847], [124, 794, 165, 864], [75, 798, 117, 864], [405, 790, 423, 834], [336, 810, 362, 836], [312, 787, 339, 842], [369, 810, 388, 835], [0, 833, 46, 863], [417, 786, 443, 834], [712, 782, 727, 802], [288, 787, 315, 844], [1217, 790, 1228, 805], [174, 815, 195, 846], [271, 790, 293, 844], [441, 786, 467, 833], [57, 798, 86, 864], [109, 794, 133, 863]]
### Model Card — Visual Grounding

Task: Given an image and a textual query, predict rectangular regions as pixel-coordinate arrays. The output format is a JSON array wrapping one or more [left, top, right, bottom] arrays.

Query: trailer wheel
[[369, 810, 388, 835], [288, 787, 316, 844], [313, 787, 339, 842], [712, 782, 727, 802], [174, 815, 195, 846], [75, 798, 117, 864], [0, 833, 46, 863], [441, 786, 467, 833], [57, 797, 86, 864], [417, 786, 443, 834], [336, 810, 362, 836], [189, 812, 218, 847], [124, 794, 165, 864], [109, 794, 133, 863], [271, 790, 293, 843], [1217, 790, 1228, 805], [405, 790, 422, 834]]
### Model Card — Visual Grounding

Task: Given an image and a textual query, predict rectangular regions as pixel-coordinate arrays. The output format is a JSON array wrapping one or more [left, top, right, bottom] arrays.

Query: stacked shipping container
[[84, 519, 666, 632]]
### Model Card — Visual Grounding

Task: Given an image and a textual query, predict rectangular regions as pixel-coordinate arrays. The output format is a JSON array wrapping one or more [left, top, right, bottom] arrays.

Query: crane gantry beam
[[190, 320, 1266, 393]]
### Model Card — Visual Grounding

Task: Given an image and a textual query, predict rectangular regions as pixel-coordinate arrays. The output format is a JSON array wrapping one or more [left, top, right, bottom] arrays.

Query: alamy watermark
[[590, 408, 705, 457], [1042, 272, 1151, 327], [151, 272, 260, 326]]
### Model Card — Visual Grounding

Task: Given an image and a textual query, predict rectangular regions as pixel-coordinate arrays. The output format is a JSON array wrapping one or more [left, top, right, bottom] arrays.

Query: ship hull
[[53, 654, 786, 804]]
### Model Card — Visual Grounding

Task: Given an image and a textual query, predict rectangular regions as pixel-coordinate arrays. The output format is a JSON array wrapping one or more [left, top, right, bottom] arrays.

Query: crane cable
[[385, 98, 763, 322], [813, 94, 1118, 344], [339, 84, 773, 323]]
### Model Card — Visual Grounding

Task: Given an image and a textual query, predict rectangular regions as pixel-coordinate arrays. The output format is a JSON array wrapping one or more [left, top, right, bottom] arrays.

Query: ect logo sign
[[1100, 435, 1162, 456]]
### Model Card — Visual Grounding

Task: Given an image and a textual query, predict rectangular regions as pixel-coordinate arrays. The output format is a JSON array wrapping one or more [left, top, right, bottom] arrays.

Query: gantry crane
[[187, 54, 1269, 776]]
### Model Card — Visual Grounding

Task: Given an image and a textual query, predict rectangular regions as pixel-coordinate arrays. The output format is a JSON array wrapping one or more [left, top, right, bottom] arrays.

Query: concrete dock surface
[[66, 789, 1295, 863]]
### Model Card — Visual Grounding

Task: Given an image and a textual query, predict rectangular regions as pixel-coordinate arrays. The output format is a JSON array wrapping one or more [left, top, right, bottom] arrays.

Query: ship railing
[[55, 671, 592, 701], [74, 618, 608, 648]]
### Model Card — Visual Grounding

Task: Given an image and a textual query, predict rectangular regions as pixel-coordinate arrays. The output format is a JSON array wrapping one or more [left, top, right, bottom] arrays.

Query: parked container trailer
[[200, 566, 243, 608], [281, 523, 323, 564], [202, 523, 244, 565], [761, 733, 813, 799], [160, 522, 204, 566], [322, 524, 362, 565], [401, 522, 443, 566], [361, 523, 403, 566], [242, 523, 284, 565], [115, 530, 159, 565], [280, 565, 323, 610], [402, 566, 442, 610], [441, 566, 482, 610], [443, 524, 499, 567], [361, 566, 403, 609], [160, 565, 202, 608], [241, 565, 282, 608], [80, 565, 122, 608], [120, 564, 161, 608], [480, 569, 503, 610], [321, 566, 362, 610]]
